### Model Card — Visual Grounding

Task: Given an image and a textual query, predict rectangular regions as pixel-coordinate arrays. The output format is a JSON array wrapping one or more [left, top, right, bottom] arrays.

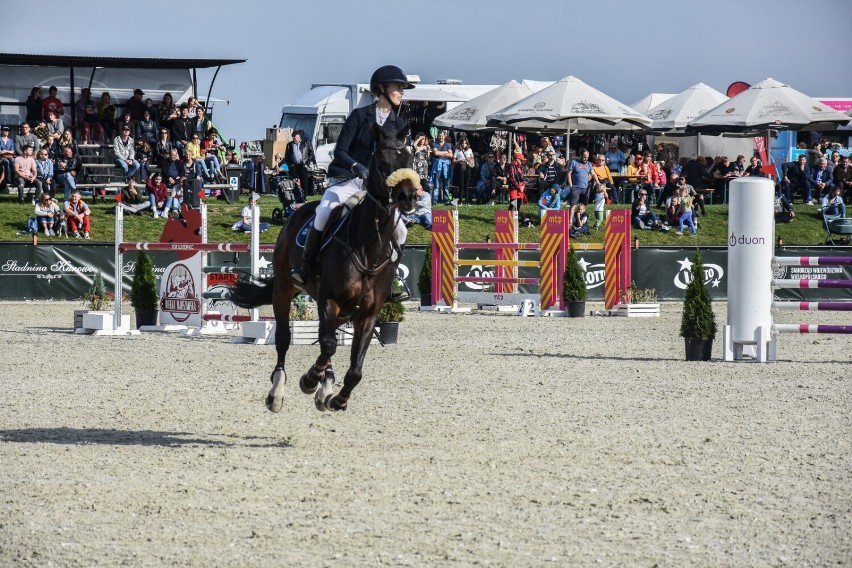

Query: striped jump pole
[[772, 301, 852, 311], [773, 324, 852, 334], [772, 256, 852, 266]]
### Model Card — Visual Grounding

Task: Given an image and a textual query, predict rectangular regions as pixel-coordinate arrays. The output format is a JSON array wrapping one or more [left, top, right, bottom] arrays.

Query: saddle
[[295, 190, 367, 250]]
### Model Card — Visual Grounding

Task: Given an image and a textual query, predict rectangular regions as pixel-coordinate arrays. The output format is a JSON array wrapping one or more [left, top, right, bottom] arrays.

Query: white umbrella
[[432, 79, 533, 131], [646, 83, 728, 133], [488, 75, 652, 132], [630, 93, 675, 115], [688, 78, 851, 134]]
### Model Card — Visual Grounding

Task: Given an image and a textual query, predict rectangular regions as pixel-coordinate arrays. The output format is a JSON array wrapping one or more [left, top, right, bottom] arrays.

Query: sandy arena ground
[[0, 301, 849, 567]]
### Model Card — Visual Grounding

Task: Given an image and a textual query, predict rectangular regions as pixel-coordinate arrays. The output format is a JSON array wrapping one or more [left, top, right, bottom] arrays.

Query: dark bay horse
[[229, 125, 417, 413]]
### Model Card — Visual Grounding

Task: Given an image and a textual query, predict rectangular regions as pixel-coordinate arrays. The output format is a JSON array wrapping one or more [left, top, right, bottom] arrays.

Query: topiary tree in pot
[[418, 244, 432, 307], [130, 251, 159, 328], [680, 248, 717, 360], [562, 244, 588, 317]]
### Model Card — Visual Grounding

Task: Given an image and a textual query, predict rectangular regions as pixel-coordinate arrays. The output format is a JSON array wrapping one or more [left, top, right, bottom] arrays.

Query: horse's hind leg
[[266, 285, 297, 414], [326, 315, 376, 412]]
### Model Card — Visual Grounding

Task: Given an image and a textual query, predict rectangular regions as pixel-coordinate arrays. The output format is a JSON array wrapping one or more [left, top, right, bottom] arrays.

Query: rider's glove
[[352, 163, 369, 180]]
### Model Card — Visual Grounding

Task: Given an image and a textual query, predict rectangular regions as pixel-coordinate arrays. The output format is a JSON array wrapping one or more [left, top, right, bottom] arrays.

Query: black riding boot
[[290, 228, 322, 287]]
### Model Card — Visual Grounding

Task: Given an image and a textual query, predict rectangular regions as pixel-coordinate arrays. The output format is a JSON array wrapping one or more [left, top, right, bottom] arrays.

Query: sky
[[6, 0, 852, 143]]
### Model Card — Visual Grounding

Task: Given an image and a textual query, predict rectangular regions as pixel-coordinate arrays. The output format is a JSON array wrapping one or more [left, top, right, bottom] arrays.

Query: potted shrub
[[562, 244, 587, 317], [680, 249, 717, 361], [376, 299, 404, 344], [130, 251, 159, 328], [418, 244, 432, 308], [76, 270, 112, 328]]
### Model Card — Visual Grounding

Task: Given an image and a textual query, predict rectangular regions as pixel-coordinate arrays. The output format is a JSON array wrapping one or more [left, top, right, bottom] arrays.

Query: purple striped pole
[[773, 256, 852, 266], [457, 242, 541, 250], [773, 279, 852, 289], [456, 276, 540, 285], [773, 323, 852, 334], [118, 242, 276, 253], [203, 314, 275, 322], [772, 301, 852, 311]]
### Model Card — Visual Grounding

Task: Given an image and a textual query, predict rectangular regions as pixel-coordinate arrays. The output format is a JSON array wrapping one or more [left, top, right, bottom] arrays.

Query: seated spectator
[[34, 193, 62, 236], [0, 125, 15, 188], [744, 156, 764, 177], [63, 190, 91, 238], [124, 88, 146, 126], [182, 152, 204, 203], [45, 110, 64, 146], [117, 112, 134, 136], [201, 128, 225, 181], [155, 128, 174, 171], [674, 188, 697, 236], [76, 87, 103, 143], [162, 148, 184, 193], [476, 152, 501, 204], [184, 134, 213, 180], [171, 104, 194, 153], [113, 125, 140, 182], [98, 92, 117, 141], [158, 92, 178, 132], [51, 129, 78, 160], [402, 184, 433, 229], [33, 120, 52, 150], [569, 203, 590, 237], [810, 157, 833, 201], [774, 184, 795, 223], [14, 144, 38, 204], [34, 148, 55, 198], [193, 106, 212, 139], [604, 143, 626, 174], [538, 185, 561, 219], [232, 193, 270, 233], [117, 178, 151, 215], [821, 186, 846, 218], [631, 189, 657, 229], [146, 172, 174, 218], [536, 152, 564, 204], [833, 155, 852, 199], [136, 110, 158, 146], [780, 154, 813, 204], [135, 138, 153, 182], [15, 122, 41, 155], [55, 145, 81, 200]]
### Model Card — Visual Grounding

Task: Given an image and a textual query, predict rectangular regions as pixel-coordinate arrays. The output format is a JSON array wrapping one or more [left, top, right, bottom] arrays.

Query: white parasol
[[432, 80, 534, 131], [646, 83, 728, 133]]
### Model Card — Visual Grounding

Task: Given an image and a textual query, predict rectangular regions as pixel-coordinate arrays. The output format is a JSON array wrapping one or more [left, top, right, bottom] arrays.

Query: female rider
[[290, 65, 414, 297]]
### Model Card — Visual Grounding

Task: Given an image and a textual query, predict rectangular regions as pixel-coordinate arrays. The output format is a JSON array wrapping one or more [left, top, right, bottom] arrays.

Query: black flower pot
[[566, 301, 586, 318], [420, 292, 432, 307], [684, 337, 713, 361], [378, 322, 399, 344], [135, 309, 158, 329]]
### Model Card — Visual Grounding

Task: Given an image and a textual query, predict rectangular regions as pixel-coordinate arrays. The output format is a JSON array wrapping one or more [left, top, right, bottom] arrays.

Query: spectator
[[566, 148, 598, 220], [54, 145, 81, 200], [780, 154, 813, 204], [412, 133, 431, 189], [201, 128, 225, 182], [476, 151, 500, 204], [154, 127, 174, 171], [674, 187, 697, 236], [731, 155, 747, 175], [15, 123, 41, 155], [810, 157, 833, 201], [14, 144, 38, 204], [158, 92, 178, 131], [125, 88, 146, 124], [34, 148, 55, 198], [135, 137, 153, 182], [45, 110, 64, 146], [453, 138, 474, 204], [744, 156, 764, 177], [399, 183, 432, 230], [538, 185, 561, 219], [34, 193, 62, 236], [821, 186, 846, 218], [51, 129, 78, 160], [117, 112, 134, 136], [98, 92, 117, 141], [144, 98, 157, 122], [832, 155, 852, 199], [136, 109, 158, 146], [162, 148, 185, 192], [680, 153, 708, 216], [64, 190, 91, 238], [569, 203, 590, 237], [285, 129, 316, 195], [539, 136, 557, 159], [146, 172, 174, 218], [185, 134, 213, 180], [592, 181, 607, 230], [33, 120, 51, 150], [193, 106, 212, 139], [76, 88, 103, 143], [41, 86, 65, 120], [605, 143, 626, 175], [591, 153, 614, 203], [0, 126, 14, 188], [536, 152, 564, 205], [118, 178, 151, 215], [232, 193, 269, 233], [774, 184, 795, 223], [827, 151, 841, 176], [507, 152, 527, 211], [631, 189, 657, 229], [429, 131, 454, 205], [182, 152, 204, 203], [171, 104, 194, 152], [25, 87, 43, 126], [655, 143, 672, 163], [113, 125, 140, 182]]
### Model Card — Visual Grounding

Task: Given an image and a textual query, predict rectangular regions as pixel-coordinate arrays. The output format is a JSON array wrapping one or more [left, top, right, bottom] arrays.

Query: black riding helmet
[[370, 65, 414, 110]]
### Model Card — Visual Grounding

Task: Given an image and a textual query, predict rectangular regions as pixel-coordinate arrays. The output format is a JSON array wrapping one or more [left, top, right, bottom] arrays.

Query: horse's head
[[368, 124, 416, 212]]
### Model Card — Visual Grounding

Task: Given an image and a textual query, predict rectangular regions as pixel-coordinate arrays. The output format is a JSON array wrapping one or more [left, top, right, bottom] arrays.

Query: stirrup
[[290, 269, 306, 288], [389, 277, 410, 302]]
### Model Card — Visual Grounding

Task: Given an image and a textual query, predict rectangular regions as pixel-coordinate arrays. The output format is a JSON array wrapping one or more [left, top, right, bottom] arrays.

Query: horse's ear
[[397, 123, 410, 142]]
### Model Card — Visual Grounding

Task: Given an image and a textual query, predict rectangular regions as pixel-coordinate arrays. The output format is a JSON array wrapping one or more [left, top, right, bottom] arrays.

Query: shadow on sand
[[0, 427, 290, 449]]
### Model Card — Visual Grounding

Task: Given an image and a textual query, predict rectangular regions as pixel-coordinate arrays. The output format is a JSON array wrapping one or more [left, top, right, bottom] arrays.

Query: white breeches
[[314, 177, 407, 245]]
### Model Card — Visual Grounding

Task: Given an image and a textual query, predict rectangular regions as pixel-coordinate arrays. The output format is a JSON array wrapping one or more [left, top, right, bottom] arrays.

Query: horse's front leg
[[326, 314, 377, 412], [309, 298, 341, 411]]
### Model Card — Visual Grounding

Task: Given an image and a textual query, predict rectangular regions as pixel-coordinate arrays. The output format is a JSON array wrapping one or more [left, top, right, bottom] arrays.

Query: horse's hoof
[[266, 394, 284, 414], [327, 394, 348, 412], [300, 373, 319, 395], [314, 391, 328, 412]]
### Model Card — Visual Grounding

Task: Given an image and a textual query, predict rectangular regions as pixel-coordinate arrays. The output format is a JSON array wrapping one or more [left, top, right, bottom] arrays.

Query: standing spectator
[[605, 143, 626, 174], [146, 172, 174, 218], [55, 145, 81, 200], [285, 129, 316, 195], [98, 92, 117, 141], [680, 153, 708, 216], [674, 188, 697, 236], [76, 88, 103, 143], [154, 127, 174, 171], [506, 152, 527, 212], [124, 88, 146, 125], [25, 87, 43, 126], [402, 184, 432, 230], [780, 154, 813, 204], [34, 148, 55, 198], [591, 153, 614, 203], [0, 126, 14, 188], [14, 144, 38, 203], [412, 133, 431, 189], [63, 190, 91, 239], [113, 125, 140, 182], [566, 148, 598, 220], [810, 157, 833, 202], [119, 178, 151, 215], [158, 92, 178, 132], [832, 154, 852, 199], [171, 104, 194, 153], [429, 131, 454, 205], [41, 86, 65, 120], [136, 110, 158, 146], [34, 193, 62, 236], [453, 138, 474, 204], [15, 123, 41, 155], [631, 189, 657, 229], [592, 182, 607, 230]]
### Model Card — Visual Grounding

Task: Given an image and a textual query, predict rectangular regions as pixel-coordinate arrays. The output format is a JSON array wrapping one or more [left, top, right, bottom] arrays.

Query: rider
[[290, 65, 415, 294]]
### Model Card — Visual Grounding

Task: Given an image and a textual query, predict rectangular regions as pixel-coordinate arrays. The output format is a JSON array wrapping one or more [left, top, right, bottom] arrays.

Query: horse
[[229, 124, 418, 413]]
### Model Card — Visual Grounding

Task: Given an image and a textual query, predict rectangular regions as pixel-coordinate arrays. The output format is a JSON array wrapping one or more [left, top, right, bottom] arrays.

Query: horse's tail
[[228, 275, 274, 308]]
